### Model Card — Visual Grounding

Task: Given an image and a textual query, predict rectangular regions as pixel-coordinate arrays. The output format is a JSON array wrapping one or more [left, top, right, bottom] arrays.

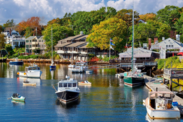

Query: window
[[166, 45, 168, 48], [73, 83, 76, 87], [59, 83, 62, 87], [64, 83, 67, 87], [68, 83, 72, 87], [26, 40, 29, 42], [30, 45, 32, 48], [30, 40, 32, 42]]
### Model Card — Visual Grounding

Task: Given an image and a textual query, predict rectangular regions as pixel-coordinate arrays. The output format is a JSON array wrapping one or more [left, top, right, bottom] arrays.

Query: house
[[150, 38, 183, 58], [119, 48, 159, 63], [25, 36, 46, 54], [55, 32, 95, 61], [1, 28, 25, 49]]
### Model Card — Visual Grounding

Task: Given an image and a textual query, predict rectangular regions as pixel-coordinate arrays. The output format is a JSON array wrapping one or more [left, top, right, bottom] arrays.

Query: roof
[[57, 34, 87, 43], [119, 48, 158, 58], [26, 36, 43, 40], [75, 35, 88, 41], [55, 42, 72, 47], [66, 42, 86, 47]]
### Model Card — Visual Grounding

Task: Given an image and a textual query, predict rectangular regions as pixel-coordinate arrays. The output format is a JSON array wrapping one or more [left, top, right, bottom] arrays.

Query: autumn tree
[[16, 17, 42, 36], [3, 19, 15, 28], [156, 5, 180, 30], [42, 23, 74, 51], [0, 34, 6, 49], [115, 9, 139, 38], [86, 17, 127, 51], [0, 25, 4, 33], [71, 7, 117, 35], [139, 13, 156, 21]]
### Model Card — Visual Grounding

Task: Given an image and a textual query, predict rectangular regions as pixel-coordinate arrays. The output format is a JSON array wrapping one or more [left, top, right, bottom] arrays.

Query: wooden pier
[[144, 75, 183, 117]]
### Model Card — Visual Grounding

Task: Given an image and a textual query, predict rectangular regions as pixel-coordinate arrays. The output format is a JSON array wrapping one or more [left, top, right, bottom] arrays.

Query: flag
[[110, 45, 114, 50], [110, 38, 115, 46]]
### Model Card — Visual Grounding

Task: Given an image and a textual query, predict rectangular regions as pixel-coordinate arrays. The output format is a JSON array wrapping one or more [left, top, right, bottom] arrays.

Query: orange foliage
[[139, 13, 156, 21], [47, 18, 60, 25], [16, 17, 42, 35]]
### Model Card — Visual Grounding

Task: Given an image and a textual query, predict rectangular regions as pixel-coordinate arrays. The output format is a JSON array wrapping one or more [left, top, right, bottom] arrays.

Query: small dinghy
[[11, 93, 25, 102], [23, 81, 36, 86], [78, 81, 91, 86]]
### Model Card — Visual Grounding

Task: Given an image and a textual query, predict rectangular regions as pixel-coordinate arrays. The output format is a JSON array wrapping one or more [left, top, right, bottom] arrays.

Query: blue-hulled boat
[[9, 58, 23, 65]]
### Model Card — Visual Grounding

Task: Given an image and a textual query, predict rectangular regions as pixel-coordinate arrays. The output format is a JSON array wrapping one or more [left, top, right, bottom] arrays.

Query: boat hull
[[78, 82, 91, 86], [56, 91, 79, 104], [50, 65, 56, 70], [124, 76, 144, 87], [23, 83, 36, 86], [145, 98, 180, 119], [11, 97, 25, 102], [9, 61, 23, 65], [18, 71, 42, 78]]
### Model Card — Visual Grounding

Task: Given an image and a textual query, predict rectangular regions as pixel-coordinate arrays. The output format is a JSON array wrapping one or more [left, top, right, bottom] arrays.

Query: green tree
[[42, 23, 74, 50], [175, 12, 183, 34], [156, 5, 180, 30], [86, 17, 127, 51], [0, 34, 5, 49], [3, 19, 15, 28], [25, 27, 33, 38], [71, 7, 117, 35], [0, 25, 4, 33]]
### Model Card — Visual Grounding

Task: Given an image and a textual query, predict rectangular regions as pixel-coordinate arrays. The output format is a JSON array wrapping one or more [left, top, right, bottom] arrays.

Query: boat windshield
[[28, 67, 39, 70], [59, 83, 77, 87]]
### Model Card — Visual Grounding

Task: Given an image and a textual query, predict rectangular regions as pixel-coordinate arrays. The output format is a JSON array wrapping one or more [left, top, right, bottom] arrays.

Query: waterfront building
[[25, 36, 46, 54], [119, 48, 159, 63], [1, 28, 25, 49], [55, 32, 95, 61], [150, 38, 183, 58]]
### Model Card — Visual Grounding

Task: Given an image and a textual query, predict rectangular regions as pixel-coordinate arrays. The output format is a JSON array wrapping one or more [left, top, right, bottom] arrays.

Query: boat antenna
[[131, 0, 134, 72]]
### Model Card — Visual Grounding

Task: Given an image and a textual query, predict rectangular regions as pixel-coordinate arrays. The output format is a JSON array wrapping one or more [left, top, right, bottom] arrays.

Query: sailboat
[[123, 2, 144, 88], [50, 27, 56, 70]]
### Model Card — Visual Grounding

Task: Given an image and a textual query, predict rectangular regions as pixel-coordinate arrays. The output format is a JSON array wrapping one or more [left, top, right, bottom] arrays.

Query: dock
[[144, 75, 183, 117]]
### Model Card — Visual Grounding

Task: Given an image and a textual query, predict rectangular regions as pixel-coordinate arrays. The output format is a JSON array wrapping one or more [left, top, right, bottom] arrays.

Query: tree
[[25, 27, 33, 38], [71, 7, 117, 35], [0, 34, 5, 49], [156, 5, 180, 30], [42, 23, 74, 51], [3, 19, 15, 28], [0, 25, 4, 33], [115, 9, 140, 38], [175, 13, 183, 34], [139, 13, 156, 21], [16, 17, 42, 36], [86, 17, 127, 51]]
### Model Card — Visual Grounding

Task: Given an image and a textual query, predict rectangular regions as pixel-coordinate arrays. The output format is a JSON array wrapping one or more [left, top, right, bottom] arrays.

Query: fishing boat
[[78, 80, 91, 86], [11, 93, 25, 102], [123, 3, 144, 87], [9, 58, 23, 65], [144, 90, 180, 119], [55, 75, 80, 104], [50, 27, 56, 70], [17, 64, 42, 78]]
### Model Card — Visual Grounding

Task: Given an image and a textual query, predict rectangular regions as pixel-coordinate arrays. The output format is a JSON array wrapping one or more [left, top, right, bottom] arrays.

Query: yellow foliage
[[139, 13, 156, 21]]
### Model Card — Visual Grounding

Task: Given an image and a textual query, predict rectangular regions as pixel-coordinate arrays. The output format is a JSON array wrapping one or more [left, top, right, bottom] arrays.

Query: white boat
[[144, 91, 180, 119], [69, 61, 88, 73], [68, 64, 75, 68], [17, 64, 42, 78], [78, 80, 91, 86], [55, 75, 80, 104]]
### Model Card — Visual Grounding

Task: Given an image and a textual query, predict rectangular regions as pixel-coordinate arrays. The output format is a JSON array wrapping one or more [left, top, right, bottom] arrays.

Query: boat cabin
[[148, 91, 175, 110], [25, 66, 40, 72], [76, 62, 87, 66], [58, 78, 78, 90]]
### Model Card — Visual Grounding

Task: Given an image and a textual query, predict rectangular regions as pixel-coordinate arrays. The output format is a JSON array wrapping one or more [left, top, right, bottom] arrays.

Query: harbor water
[[0, 63, 181, 121]]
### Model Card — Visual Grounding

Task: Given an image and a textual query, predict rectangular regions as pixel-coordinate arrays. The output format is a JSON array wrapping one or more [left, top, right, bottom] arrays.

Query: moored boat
[[144, 91, 180, 119], [9, 58, 23, 65], [17, 64, 42, 78], [55, 75, 80, 104], [23, 81, 36, 86], [11, 93, 25, 102], [78, 81, 91, 86]]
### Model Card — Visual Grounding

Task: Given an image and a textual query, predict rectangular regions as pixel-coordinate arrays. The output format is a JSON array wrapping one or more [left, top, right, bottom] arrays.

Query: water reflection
[[11, 100, 25, 106], [145, 114, 180, 122]]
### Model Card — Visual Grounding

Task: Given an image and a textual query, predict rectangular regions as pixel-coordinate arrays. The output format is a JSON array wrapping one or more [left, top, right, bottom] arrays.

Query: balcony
[[32, 42, 38, 45], [32, 47, 39, 50]]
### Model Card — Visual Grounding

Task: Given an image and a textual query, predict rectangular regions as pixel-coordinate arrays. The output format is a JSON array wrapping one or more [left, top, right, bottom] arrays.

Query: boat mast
[[132, 0, 134, 72], [51, 27, 53, 64]]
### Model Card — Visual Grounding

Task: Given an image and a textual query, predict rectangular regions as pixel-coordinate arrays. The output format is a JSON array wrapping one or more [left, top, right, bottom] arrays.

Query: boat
[[144, 90, 180, 120], [23, 81, 36, 86], [9, 58, 23, 65], [50, 27, 56, 70], [17, 64, 42, 78], [123, 4, 144, 88], [55, 75, 80, 104], [11, 93, 25, 102], [78, 80, 91, 86], [70, 61, 88, 73]]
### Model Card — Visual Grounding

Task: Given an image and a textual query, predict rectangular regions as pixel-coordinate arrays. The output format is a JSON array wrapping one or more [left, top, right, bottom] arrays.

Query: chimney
[[148, 38, 151, 50], [154, 37, 158, 44], [162, 37, 165, 41], [176, 34, 180, 41]]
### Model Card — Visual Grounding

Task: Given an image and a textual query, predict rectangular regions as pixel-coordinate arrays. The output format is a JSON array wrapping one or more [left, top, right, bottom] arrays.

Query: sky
[[0, 0, 183, 25]]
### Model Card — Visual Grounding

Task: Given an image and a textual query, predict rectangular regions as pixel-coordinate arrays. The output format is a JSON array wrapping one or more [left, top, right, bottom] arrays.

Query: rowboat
[[78, 81, 91, 86], [11, 93, 25, 102], [23, 81, 36, 86]]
